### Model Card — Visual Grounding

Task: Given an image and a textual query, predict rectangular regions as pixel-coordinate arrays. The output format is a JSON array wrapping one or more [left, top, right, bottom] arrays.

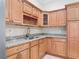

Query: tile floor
[[43, 55, 64, 59]]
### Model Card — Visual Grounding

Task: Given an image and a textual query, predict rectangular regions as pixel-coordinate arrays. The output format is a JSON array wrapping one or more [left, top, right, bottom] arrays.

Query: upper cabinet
[[48, 12, 57, 26], [66, 3, 79, 21], [23, 1, 43, 26], [23, 2, 32, 15], [56, 9, 66, 26], [11, 0, 23, 24], [6, 0, 23, 24], [48, 9, 66, 26], [6, 0, 12, 22]]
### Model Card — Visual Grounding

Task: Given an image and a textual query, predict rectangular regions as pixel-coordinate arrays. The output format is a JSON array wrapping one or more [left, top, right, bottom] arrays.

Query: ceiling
[[28, 0, 79, 11]]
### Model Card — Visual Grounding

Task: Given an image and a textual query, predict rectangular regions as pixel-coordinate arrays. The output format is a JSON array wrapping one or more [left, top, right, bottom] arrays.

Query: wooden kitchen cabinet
[[32, 7, 39, 17], [39, 39, 47, 59], [6, 0, 10, 21], [47, 38, 52, 54], [54, 39, 66, 56], [56, 9, 66, 26], [48, 12, 57, 26], [18, 49, 29, 59], [67, 21, 79, 38], [47, 38, 66, 57], [68, 38, 79, 59], [47, 38, 56, 54], [31, 45, 39, 59], [11, 0, 23, 24], [7, 54, 17, 59], [23, 2, 32, 15], [66, 3, 79, 21], [48, 9, 66, 26], [67, 21, 79, 59], [37, 11, 43, 26], [6, 43, 30, 59], [7, 49, 29, 59]]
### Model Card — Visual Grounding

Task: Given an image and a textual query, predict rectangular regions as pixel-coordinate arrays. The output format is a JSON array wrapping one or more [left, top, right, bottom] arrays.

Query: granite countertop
[[6, 34, 67, 48]]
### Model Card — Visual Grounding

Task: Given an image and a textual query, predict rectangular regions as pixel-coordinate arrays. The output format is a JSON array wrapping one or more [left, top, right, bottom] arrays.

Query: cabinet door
[[56, 9, 66, 26], [68, 38, 79, 59], [39, 43, 45, 59], [39, 39, 47, 59], [38, 12, 43, 26], [48, 12, 57, 26], [6, 0, 12, 22], [7, 54, 17, 59], [19, 49, 29, 59], [51, 39, 56, 54], [47, 39, 52, 54], [67, 3, 79, 20], [23, 2, 32, 14], [67, 21, 79, 38], [11, 0, 23, 24], [31, 45, 38, 59], [55, 41, 66, 56]]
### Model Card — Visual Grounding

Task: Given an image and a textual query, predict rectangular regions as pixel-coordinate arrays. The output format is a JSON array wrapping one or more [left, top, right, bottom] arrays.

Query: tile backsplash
[[41, 27, 66, 35], [6, 24, 42, 37], [6, 24, 66, 37]]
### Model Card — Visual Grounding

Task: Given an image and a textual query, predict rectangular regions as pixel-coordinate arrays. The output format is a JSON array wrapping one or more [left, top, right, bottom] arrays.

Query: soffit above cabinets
[[27, 0, 79, 11]]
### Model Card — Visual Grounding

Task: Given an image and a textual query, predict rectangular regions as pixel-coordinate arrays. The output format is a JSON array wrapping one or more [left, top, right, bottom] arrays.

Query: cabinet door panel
[[11, 0, 23, 24], [31, 45, 38, 59], [55, 41, 66, 56], [56, 9, 66, 26], [6, 0, 10, 21], [39, 43, 45, 59], [47, 39, 52, 53], [19, 49, 29, 59], [67, 4, 79, 20], [67, 21, 79, 38], [48, 12, 57, 26], [23, 2, 32, 14], [68, 38, 79, 59]]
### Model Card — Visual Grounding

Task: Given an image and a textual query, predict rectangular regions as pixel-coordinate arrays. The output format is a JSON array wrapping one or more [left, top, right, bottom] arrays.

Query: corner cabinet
[[11, 0, 23, 24]]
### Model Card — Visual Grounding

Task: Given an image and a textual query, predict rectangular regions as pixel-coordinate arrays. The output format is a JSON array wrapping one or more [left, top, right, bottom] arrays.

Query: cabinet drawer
[[17, 43, 29, 52], [6, 46, 18, 57], [31, 40, 38, 47]]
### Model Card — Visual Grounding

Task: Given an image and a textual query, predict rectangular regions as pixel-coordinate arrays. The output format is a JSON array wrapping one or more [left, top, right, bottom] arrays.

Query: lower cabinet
[[6, 38, 66, 59], [31, 45, 39, 59], [39, 39, 47, 59], [54, 40, 66, 56], [47, 38, 66, 57], [7, 49, 29, 59]]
